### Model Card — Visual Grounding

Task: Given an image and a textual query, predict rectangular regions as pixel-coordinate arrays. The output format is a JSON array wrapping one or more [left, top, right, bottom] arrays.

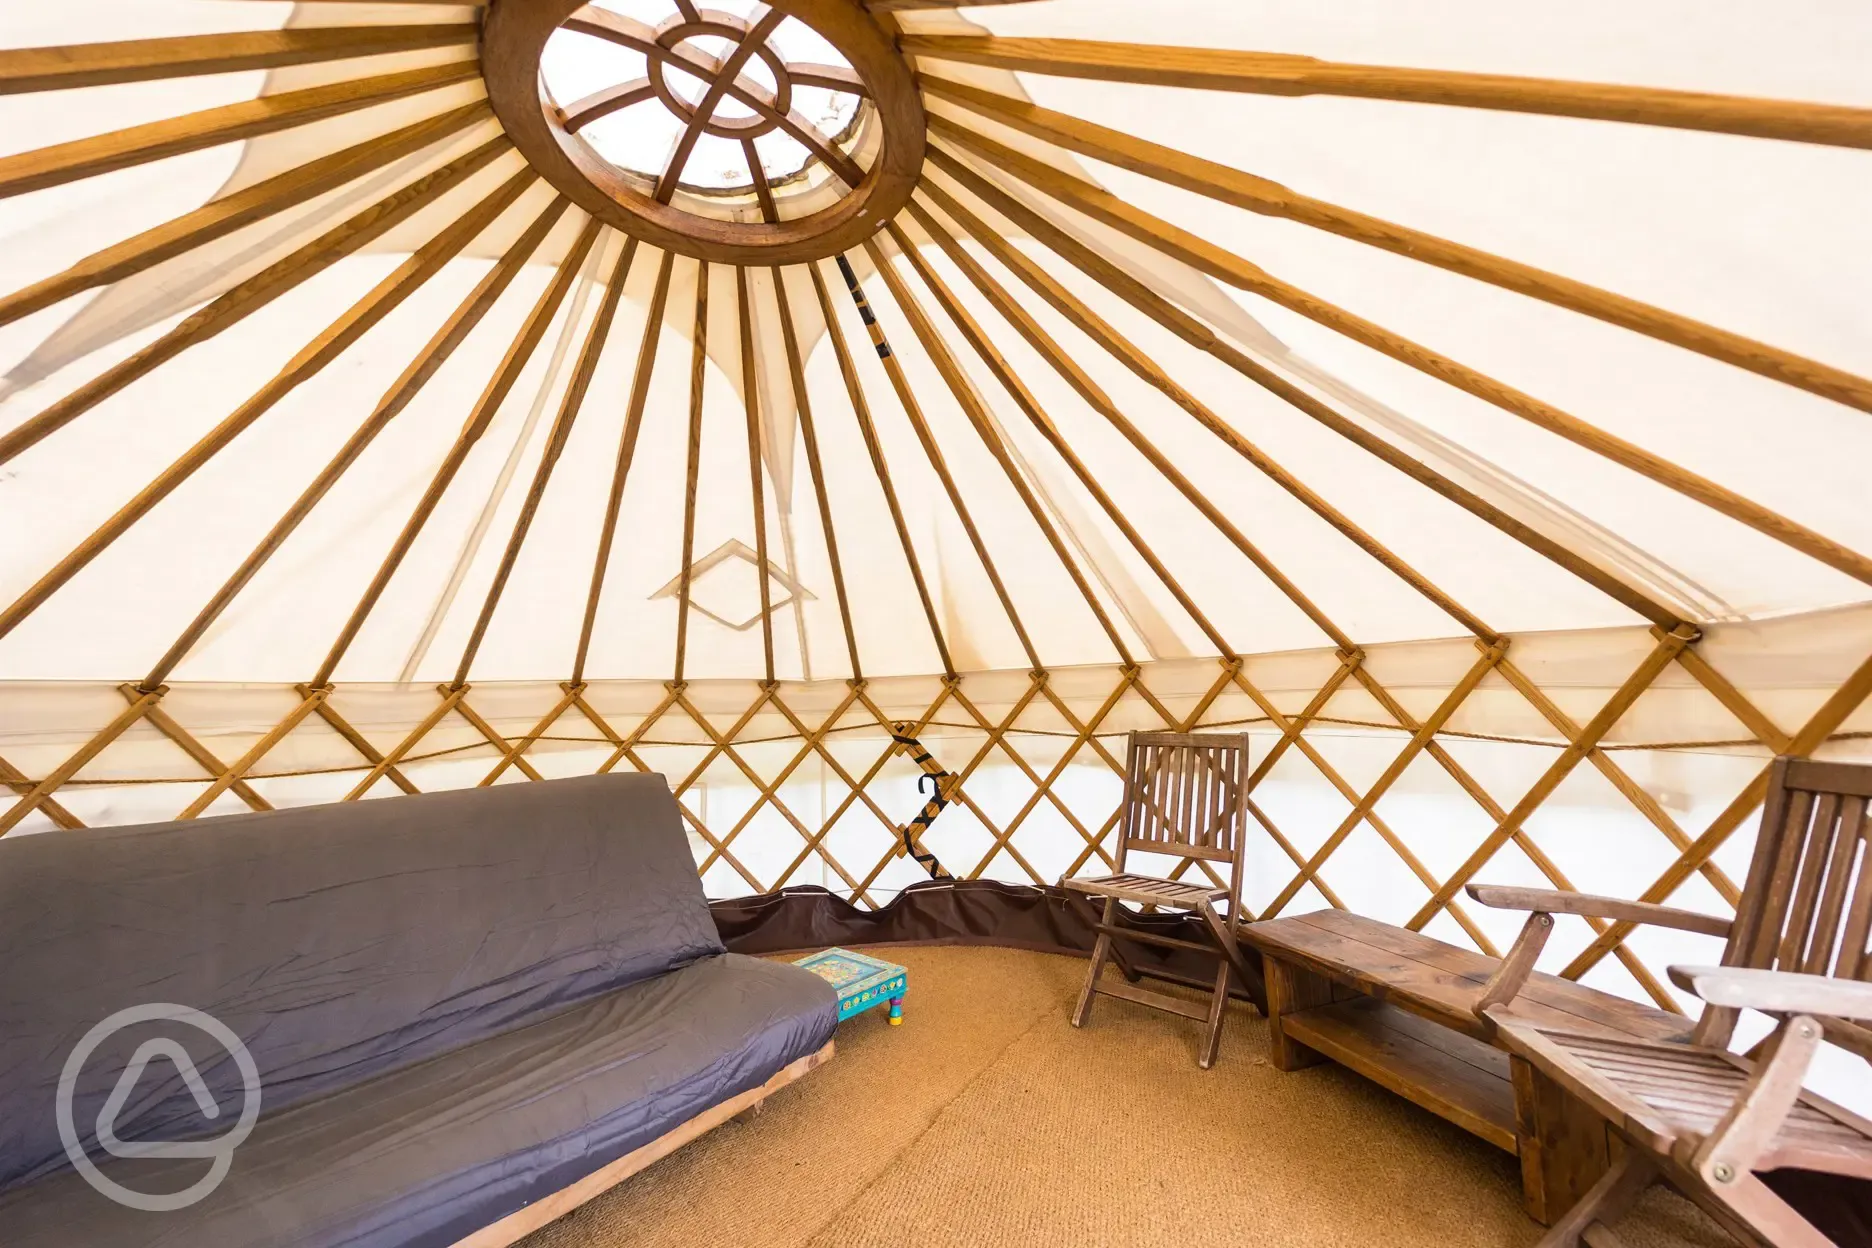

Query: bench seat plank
[[1244, 909, 1691, 1046]]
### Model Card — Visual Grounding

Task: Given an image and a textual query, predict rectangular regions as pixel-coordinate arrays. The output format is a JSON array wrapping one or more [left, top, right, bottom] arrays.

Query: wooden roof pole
[[836, 250, 1043, 673], [932, 114, 1872, 589], [804, 258, 958, 677], [449, 221, 613, 689], [920, 79, 1872, 416], [912, 187, 1353, 651], [0, 134, 516, 466], [869, 226, 1134, 668], [905, 38, 1872, 151], [570, 250, 677, 685], [0, 61, 482, 201], [0, 161, 535, 649], [772, 268, 864, 681], [0, 26, 479, 92], [673, 260, 710, 685], [312, 198, 593, 687], [807, 261, 956, 679], [734, 266, 778, 685], [920, 171, 1490, 647], [0, 100, 492, 332], [139, 189, 570, 691], [926, 152, 1687, 633], [897, 200, 1236, 661]]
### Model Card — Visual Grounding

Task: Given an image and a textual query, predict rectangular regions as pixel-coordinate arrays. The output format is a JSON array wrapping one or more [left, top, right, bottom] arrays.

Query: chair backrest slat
[[1724, 758, 1872, 983], [1117, 732, 1252, 900], [1837, 813, 1872, 981], [1701, 758, 1872, 1052]]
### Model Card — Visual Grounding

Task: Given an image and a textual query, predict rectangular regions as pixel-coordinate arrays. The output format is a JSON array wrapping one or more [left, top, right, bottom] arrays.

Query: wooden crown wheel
[[484, 0, 925, 265]]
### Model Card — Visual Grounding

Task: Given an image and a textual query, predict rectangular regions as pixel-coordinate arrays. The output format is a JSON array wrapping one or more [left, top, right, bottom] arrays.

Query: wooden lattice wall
[[6, 627, 1871, 1019]]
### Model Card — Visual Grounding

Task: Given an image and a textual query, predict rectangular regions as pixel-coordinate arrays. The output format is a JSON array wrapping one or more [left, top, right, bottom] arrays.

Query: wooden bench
[[1242, 909, 1692, 1224]]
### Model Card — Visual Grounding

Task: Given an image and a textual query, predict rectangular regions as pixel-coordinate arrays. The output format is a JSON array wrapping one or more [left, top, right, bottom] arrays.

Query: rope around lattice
[[889, 722, 955, 880]]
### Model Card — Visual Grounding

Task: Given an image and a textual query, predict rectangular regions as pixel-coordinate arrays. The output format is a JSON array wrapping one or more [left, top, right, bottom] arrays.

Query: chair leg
[[1199, 952, 1231, 1069], [1072, 898, 1118, 1029], [1198, 900, 1265, 1013], [1535, 1152, 1655, 1248]]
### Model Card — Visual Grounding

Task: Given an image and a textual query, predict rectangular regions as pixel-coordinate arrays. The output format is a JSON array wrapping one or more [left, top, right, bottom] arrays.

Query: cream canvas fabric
[[1, 2, 1870, 1071]]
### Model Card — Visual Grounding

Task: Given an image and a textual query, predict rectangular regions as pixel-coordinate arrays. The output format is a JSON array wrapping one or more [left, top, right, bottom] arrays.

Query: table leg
[[888, 996, 903, 1026], [1513, 1054, 1613, 1225], [1263, 956, 1334, 1071]]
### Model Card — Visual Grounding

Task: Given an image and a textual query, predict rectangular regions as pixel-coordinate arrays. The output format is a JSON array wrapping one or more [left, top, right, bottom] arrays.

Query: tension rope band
[[888, 722, 955, 881]]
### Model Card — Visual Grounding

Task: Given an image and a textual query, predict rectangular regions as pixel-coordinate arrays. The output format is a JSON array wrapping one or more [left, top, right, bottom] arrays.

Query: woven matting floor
[[520, 946, 1728, 1247]]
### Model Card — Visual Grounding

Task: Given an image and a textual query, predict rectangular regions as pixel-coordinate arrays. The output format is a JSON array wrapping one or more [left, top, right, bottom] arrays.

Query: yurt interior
[[3, 2, 1872, 1245]]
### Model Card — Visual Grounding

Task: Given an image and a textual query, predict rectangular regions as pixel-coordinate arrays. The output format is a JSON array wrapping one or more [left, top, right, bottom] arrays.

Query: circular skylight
[[540, 0, 864, 199]]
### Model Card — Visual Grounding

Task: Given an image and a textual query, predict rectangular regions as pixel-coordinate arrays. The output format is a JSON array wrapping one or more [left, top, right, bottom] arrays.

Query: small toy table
[[793, 947, 907, 1025]]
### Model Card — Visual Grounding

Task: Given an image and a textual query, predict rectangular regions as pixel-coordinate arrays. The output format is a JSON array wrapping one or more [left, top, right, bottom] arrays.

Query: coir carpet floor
[[520, 946, 1728, 1247]]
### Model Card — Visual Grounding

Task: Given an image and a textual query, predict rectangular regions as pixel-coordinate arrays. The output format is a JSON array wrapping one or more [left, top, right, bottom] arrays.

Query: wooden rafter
[[313, 193, 587, 688], [450, 220, 612, 689], [735, 268, 778, 684], [0, 134, 516, 467], [772, 268, 863, 680], [673, 261, 710, 684], [916, 173, 1485, 647], [837, 250, 1045, 671], [141, 185, 563, 691], [871, 225, 1134, 668], [573, 250, 677, 685], [904, 38, 1872, 151], [928, 111, 1872, 589], [901, 198, 1238, 660], [0, 26, 478, 93], [920, 79, 1872, 417], [924, 149, 1687, 632], [0, 60, 482, 201], [0, 160, 535, 652], [0, 100, 492, 332], [807, 260, 955, 678]]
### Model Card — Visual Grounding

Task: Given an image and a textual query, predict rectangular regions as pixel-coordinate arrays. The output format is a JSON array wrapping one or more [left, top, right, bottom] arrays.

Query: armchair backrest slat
[[1705, 757, 1872, 1051]]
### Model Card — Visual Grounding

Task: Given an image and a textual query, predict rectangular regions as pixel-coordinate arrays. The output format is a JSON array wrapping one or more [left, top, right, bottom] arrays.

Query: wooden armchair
[[1061, 731, 1263, 1069], [1468, 757, 1872, 1247]]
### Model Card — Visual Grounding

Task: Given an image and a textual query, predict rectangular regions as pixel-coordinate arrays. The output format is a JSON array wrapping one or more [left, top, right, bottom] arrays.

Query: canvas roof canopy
[[1, 0, 1871, 1066]]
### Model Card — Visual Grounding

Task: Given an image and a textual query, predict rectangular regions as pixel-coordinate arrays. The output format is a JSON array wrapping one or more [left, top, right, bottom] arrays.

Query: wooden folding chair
[[1470, 757, 1872, 1247], [1061, 731, 1263, 1068]]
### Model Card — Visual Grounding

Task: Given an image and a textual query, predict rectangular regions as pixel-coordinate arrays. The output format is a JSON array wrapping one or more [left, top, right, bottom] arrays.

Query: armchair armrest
[[1668, 965, 1872, 1021], [1467, 885, 1732, 939]]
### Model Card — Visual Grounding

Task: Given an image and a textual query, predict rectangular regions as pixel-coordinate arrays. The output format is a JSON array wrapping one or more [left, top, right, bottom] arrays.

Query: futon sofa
[[0, 773, 838, 1247]]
